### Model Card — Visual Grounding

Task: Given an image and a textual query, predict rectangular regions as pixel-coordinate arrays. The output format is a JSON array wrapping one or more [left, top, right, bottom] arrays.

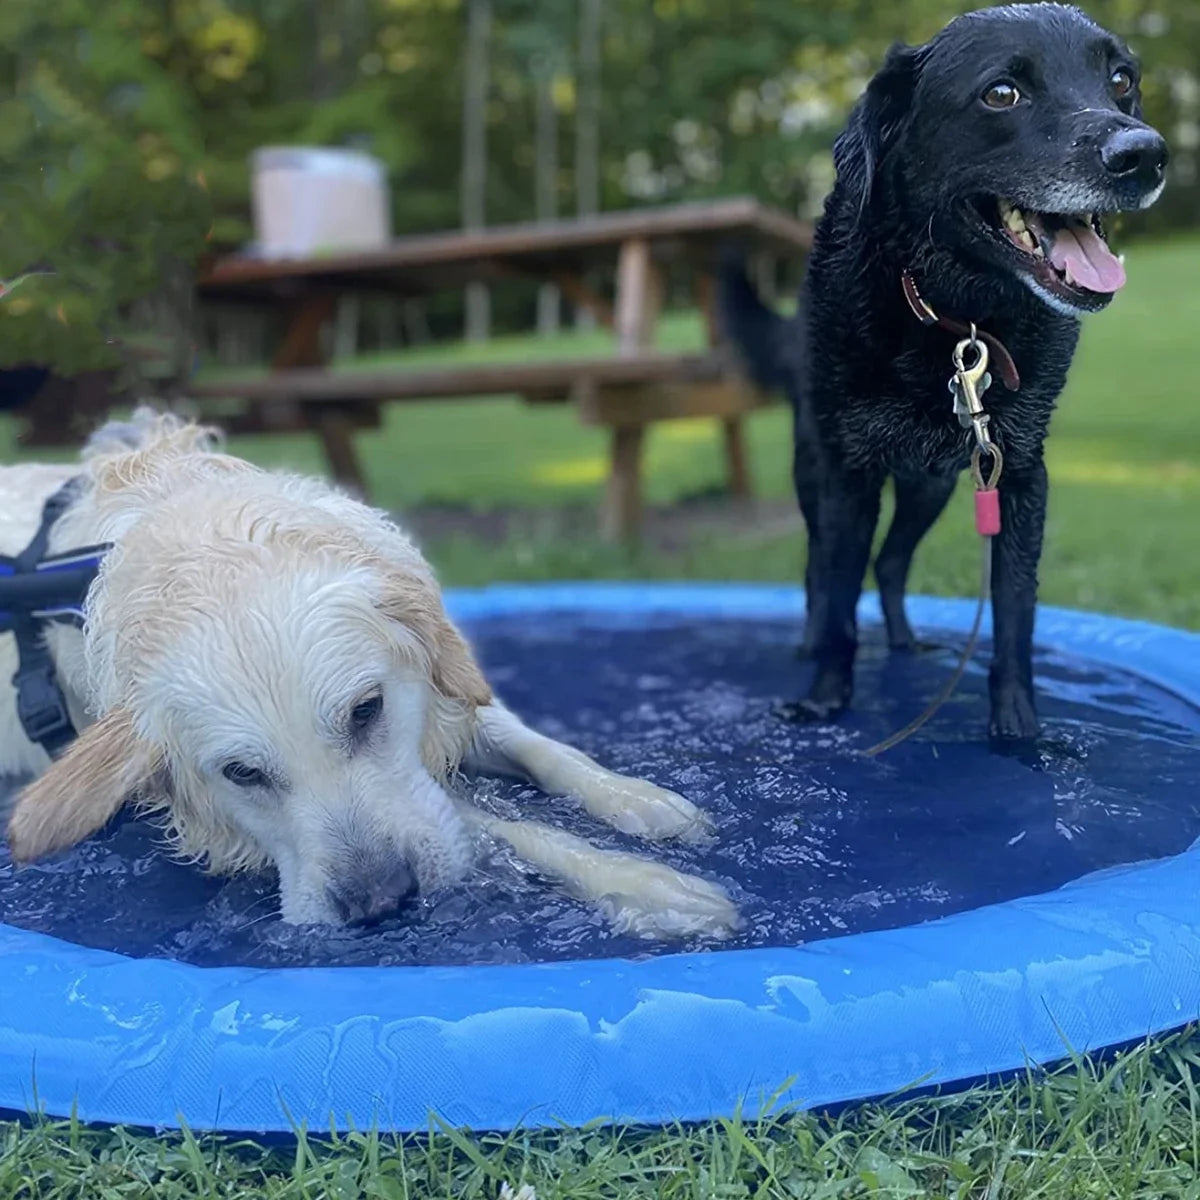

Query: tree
[[4, 0, 1197, 377], [0, 0, 209, 381], [461, 0, 492, 342]]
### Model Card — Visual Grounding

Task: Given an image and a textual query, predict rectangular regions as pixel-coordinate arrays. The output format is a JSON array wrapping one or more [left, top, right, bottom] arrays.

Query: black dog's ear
[[834, 42, 924, 219]]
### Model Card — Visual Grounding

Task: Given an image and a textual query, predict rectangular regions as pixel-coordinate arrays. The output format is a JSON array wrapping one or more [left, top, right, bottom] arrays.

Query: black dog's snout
[[1100, 127, 1168, 187], [327, 862, 416, 925]]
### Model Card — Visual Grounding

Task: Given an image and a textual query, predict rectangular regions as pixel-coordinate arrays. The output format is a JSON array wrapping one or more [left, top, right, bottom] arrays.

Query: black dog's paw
[[776, 696, 848, 724], [988, 685, 1040, 743], [889, 634, 946, 655], [778, 670, 853, 724]]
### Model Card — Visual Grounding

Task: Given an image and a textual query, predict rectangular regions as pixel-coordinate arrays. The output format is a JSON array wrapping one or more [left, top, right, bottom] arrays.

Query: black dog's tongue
[[1025, 212, 1127, 293], [1048, 224, 1126, 293]]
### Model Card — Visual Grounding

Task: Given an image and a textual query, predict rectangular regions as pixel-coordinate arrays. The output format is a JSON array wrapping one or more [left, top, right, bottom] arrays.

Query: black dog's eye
[[982, 82, 1021, 109], [1111, 68, 1134, 100], [222, 762, 269, 789], [350, 694, 383, 734]]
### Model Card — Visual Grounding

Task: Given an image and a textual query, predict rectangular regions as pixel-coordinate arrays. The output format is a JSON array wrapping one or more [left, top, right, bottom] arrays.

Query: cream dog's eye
[[222, 762, 269, 789], [350, 694, 383, 733]]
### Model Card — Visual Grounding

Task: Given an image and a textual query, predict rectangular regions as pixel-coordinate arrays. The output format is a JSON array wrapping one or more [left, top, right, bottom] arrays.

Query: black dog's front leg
[[875, 472, 958, 650], [988, 459, 1047, 741], [789, 467, 884, 721]]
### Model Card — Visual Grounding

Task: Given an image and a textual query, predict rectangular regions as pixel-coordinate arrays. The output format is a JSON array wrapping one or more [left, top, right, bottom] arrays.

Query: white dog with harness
[[2, 412, 737, 939]]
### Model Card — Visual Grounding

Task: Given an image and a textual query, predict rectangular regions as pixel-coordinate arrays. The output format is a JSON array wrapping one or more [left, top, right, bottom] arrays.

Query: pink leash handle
[[975, 487, 1001, 537]]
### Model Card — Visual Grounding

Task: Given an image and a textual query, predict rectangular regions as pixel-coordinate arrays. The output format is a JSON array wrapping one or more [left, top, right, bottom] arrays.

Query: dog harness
[[0, 479, 110, 757]]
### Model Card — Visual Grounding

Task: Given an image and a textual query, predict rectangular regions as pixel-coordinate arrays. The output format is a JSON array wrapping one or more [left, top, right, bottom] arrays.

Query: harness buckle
[[13, 662, 75, 754]]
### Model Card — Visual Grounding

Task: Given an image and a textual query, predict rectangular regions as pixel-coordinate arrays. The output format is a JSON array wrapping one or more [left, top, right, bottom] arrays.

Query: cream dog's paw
[[574, 769, 715, 843], [477, 814, 737, 940], [602, 861, 740, 941]]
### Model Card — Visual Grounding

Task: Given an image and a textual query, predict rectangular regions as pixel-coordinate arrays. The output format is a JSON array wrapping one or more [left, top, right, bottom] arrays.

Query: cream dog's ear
[[7, 708, 162, 863], [377, 573, 492, 708]]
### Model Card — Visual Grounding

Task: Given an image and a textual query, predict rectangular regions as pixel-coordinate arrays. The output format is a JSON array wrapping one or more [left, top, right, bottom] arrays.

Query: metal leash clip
[[948, 325, 993, 432], [946, 326, 1005, 537]]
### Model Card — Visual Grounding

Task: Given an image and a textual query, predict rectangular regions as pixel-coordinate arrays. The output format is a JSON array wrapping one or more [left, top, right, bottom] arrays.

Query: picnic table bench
[[192, 196, 813, 539]]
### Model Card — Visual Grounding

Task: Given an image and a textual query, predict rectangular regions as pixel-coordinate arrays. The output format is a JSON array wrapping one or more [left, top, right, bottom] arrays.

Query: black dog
[[723, 3, 1167, 741]]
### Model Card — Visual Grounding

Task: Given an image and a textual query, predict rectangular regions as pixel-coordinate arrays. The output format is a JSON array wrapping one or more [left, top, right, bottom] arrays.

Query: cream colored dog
[[3, 412, 737, 939]]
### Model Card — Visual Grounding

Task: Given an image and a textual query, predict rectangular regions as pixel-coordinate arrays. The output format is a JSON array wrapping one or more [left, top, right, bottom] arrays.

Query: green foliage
[[0, 0, 210, 374], [2, 0, 1197, 376]]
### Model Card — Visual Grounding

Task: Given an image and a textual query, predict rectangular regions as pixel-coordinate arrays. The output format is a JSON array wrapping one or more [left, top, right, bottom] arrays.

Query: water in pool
[[3, 611, 1199, 968]]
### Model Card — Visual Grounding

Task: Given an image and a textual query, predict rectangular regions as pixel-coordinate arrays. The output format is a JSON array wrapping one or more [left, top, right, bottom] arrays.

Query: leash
[[863, 274, 1015, 757], [863, 538, 991, 757]]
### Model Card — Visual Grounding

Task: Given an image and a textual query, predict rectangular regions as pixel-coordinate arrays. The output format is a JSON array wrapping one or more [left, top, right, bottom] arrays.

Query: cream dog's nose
[[325, 862, 416, 925]]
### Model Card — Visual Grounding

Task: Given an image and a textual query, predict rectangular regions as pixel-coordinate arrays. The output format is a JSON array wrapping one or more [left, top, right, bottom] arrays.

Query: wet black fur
[[722, 3, 1166, 741]]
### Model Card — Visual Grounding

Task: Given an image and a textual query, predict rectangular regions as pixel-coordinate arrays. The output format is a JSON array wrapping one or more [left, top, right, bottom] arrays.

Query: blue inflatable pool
[[1, 583, 1199, 1132]]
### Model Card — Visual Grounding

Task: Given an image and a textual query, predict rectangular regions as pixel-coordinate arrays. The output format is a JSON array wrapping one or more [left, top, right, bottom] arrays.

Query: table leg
[[694, 270, 722, 348], [721, 416, 751, 499], [602, 425, 645, 543], [272, 295, 372, 499], [614, 238, 661, 356], [599, 239, 661, 542], [312, 407, 369, 497], [697, 268, 753, 499], [274, 296, 336, 368]]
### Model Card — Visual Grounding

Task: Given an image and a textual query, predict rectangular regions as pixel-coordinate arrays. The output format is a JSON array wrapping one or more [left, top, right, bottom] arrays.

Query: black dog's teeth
[[996, 198, 1045, 258], [995, 199, 1112, 275]]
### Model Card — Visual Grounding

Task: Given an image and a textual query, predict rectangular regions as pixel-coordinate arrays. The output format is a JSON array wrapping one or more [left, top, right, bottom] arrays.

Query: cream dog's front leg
[[456, 802, 738, 940], [467, 702, 713, 842]]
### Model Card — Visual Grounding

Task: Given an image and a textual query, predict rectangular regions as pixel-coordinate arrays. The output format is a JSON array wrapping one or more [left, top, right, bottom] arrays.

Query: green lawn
[[209, 234, 1200, 627], [6, 1033, 1200, 1196], [4, 237, 1200, 1195]]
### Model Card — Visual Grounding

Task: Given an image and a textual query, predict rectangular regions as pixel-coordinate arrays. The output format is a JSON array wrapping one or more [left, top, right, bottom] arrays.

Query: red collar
[[901, 271, 1021, 392]]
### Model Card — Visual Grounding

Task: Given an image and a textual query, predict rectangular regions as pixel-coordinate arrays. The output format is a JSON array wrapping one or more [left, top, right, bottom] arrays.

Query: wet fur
[[3, 411, 736, 939], [722, 4, 1165, 740]]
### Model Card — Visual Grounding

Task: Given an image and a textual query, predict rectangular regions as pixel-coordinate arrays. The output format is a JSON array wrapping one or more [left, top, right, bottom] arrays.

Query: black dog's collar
[[0, 479, 111, 757], [902, 271, 1022, 392]]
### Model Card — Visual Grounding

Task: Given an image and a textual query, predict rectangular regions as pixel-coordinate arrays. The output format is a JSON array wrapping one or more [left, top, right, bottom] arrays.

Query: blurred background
[[0, 0, 1197, 621]]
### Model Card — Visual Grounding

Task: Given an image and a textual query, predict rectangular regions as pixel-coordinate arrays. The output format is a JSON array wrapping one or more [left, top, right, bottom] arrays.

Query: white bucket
[[250, 147, 391, 259]]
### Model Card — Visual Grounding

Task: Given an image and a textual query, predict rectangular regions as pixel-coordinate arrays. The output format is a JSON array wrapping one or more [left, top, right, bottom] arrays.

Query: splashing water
[[3, 612, 1199, 968]]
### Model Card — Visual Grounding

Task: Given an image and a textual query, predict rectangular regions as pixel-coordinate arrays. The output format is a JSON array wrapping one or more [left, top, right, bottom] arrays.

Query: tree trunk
[[342, 0, 370, 84], [461, 0, 492, 342], [574, 0, 602, 331], [535, 59, 560, 337], [310, 0, 335, 101]]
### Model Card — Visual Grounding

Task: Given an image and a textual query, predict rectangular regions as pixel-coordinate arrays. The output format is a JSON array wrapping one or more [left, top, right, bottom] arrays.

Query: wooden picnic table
[[192, 196, 813, 539]]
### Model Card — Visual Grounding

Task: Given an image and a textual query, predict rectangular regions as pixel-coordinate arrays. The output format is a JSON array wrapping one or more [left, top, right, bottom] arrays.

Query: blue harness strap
[[0, 479, 111, 756]]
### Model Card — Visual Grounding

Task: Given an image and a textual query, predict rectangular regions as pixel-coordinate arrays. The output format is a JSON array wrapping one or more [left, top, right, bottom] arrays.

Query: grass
[[181, 234, 1200, 626], [3, 236, 1200, 1194], [6, 1033, 1200, 1197]]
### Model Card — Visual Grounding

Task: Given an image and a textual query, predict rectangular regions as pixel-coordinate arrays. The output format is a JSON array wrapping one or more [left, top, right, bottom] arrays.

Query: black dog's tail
[[717, 247, 792, 395]]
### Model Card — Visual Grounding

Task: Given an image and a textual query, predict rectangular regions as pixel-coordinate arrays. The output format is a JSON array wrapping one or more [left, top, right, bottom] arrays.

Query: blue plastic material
[[1, 584, 1199, 1133]]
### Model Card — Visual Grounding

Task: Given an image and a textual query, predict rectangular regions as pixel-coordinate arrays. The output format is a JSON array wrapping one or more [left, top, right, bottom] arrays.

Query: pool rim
[[1, 583, 1198, 1134]]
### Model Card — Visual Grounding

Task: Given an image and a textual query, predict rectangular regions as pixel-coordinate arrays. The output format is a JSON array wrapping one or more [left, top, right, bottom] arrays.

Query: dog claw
[[890, 637, 946, 655], [776, 697, 848, 724], [988, 685, 1040, 742]]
